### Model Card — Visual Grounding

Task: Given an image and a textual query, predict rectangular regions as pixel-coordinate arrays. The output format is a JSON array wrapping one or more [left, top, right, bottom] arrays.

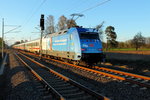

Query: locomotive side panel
[[51, 33, 76, 59], [42, 29, 81, 60], [68, 28, 81, 60]]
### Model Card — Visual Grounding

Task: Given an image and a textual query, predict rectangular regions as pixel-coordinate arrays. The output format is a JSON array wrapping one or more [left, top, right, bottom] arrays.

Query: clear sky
[[0, 0, 150, 45]]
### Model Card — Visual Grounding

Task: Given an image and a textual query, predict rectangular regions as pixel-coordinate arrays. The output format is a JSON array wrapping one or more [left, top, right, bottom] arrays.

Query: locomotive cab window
[[79, 32, 99, 39]]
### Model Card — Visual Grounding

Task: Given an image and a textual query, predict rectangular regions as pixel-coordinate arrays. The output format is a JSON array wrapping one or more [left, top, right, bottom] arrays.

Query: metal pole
[[2, 18, 4, 59], [40, 30, 43, 59]]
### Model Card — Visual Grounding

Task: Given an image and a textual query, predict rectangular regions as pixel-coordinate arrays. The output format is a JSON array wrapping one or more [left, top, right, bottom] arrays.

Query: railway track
[[18, 50, 150, 90], [93, 66, 150, 88], [15, 51, 109, 100]]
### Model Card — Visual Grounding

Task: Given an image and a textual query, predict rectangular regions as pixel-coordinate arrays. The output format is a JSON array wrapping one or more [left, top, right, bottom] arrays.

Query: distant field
[[104, 48, 150, 55], [104, 48, 150, 51]]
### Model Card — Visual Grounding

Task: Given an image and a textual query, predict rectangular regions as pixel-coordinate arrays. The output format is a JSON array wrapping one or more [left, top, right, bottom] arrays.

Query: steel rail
[[94, 66, 150, 81], [0, 53, 8, 75], [93, 66, 150, 88], [17, 51, 110, 100], [19, 50, 150, 88], [15, 52, 65, 100]]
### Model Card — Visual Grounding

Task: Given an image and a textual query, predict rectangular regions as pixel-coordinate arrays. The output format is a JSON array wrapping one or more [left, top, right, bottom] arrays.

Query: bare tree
[[145, 37, 150, 48], [118, 42, 125, 48], [20, 40, 24, 43], [66, 19, 77, 29], [124, 40, 133, 48], [46, 15, 55, 34], [132, 32, 145, 50], [58, 15, 67, 30], [96, 21, 104, 41], [14, 41, 20, 45], [145, 37, 150, 44]]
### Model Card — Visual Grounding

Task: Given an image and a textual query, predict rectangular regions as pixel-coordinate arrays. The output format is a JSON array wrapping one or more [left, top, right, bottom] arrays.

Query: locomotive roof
[[44, 29, 68, 38], [44, 27, 98, 38]]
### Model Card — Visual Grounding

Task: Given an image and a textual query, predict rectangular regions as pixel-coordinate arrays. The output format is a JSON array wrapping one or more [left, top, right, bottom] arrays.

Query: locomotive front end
[[77, 28, 104, 64]]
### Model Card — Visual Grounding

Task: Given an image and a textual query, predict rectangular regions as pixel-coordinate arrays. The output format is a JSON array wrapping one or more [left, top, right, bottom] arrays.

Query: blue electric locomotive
[[46, 27, 103, 64]]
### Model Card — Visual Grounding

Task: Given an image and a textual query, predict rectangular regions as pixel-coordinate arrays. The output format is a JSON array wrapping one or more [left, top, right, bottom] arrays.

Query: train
[[13, 27, 104, 65]]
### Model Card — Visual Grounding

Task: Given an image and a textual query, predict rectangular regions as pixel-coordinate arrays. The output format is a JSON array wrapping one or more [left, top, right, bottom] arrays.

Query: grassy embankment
[[102, 48, 150, 75], [104, 48, 150, 55]]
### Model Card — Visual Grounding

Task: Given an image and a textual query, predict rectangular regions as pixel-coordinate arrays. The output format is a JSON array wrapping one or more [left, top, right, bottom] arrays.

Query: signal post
[[40, 14, 44, 59]]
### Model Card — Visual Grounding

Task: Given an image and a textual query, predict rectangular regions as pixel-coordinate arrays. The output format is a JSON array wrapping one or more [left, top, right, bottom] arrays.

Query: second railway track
[[19, 50, 150, 89], [93, 66, 150, 88], [15, 51, 109, 100]]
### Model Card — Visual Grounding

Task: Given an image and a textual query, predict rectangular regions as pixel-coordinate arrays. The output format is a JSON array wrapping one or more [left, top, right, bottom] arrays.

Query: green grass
[[103, 48, 150, 51]]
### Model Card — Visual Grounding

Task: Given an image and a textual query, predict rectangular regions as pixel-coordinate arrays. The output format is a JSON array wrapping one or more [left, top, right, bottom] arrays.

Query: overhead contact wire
[[80, 0, 111, 13]]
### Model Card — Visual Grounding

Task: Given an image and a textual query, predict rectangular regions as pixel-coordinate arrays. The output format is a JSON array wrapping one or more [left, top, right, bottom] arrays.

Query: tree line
[[102, 31, 150, 51], [45, 15, 77, 34], [95, 24, 149, 51]]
